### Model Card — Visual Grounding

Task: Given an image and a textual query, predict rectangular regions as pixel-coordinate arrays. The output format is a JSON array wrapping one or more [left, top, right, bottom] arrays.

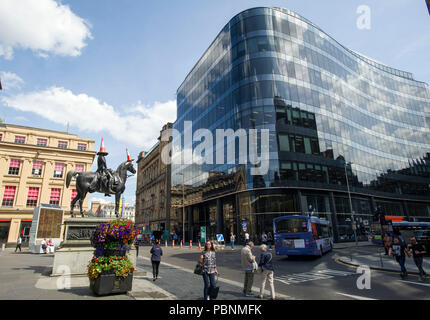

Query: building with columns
[[0, 123, 95, 246]]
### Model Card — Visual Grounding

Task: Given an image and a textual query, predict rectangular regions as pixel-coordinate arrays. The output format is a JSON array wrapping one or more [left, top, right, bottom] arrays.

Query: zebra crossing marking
[[275, 269, 356, 285]]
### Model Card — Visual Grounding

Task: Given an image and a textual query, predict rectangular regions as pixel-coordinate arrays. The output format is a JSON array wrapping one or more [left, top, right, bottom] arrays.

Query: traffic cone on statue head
[[126, 148, 134, 162], [97, 138, 109, 156]]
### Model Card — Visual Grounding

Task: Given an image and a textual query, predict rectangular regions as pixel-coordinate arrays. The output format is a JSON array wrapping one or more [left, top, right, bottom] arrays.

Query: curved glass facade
[[172, 7, 430, 242]]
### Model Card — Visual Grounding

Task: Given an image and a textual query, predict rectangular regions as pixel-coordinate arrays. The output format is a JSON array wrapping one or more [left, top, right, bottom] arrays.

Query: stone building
[[92, 201, 135, 221], [135, 123, 175, 233], [0, 123, 95, 246]]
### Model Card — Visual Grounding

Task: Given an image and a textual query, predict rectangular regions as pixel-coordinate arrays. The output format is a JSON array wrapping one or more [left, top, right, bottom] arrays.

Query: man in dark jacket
[[150, 240, 163, 281], [408, 237, 427, 281], [258, 244, 275, 299]]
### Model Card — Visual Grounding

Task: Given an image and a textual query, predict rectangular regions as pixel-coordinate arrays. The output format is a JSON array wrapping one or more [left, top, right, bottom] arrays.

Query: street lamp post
[[344, 162, 358, 246], [177, 172, 185, 244]]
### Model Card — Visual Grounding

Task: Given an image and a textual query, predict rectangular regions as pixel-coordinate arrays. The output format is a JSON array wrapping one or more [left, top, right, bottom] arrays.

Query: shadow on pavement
[[12, 265, 52, 276]]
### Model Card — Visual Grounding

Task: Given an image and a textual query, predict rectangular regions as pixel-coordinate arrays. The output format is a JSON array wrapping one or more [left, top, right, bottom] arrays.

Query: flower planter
[[94, 248, 127, 257], [90, 271, 133, 296]]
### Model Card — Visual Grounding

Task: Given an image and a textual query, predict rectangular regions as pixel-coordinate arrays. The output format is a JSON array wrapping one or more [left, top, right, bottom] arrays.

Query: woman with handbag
[[258, 244, 275, 300], [150, 240, 163, 281], [200, 241, 218, 300]]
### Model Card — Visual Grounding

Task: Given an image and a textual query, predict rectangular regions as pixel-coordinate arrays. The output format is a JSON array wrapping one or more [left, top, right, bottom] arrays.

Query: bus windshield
[[275, 218, 308, 233]]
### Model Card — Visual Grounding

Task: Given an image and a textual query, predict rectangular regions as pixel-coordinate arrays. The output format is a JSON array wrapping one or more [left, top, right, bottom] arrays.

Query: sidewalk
[[0, 248, 175, 300], [337, 249, 430, 275], [333, 241, 377, 249]]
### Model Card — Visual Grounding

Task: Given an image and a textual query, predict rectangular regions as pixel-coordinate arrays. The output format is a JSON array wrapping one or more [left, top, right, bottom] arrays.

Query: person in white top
[[41, 239, 48, 254], [245, 232, 250, 245], [48, 238, 55, 253], [15, 236, 22, 252]]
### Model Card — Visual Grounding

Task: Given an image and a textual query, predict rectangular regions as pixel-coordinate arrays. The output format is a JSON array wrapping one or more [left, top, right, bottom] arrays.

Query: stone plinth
[[51, 218, 137, 277]]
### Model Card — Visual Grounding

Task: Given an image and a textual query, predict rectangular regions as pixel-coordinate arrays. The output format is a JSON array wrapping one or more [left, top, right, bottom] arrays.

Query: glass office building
[[172, 7, 430, 243]]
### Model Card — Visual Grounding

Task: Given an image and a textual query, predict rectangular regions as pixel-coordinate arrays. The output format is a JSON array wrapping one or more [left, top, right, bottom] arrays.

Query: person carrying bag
[[208, 274, 220, 300], [200, 241, 219, 300]]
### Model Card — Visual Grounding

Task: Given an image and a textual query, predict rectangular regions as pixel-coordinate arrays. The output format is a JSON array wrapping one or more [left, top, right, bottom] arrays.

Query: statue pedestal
[[51, 218, 137, 277]]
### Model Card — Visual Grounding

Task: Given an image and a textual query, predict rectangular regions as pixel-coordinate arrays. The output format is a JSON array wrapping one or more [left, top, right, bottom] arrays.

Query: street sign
[[200, 226, 206, 243], [217, 234, 224, 242], [241, 220, 247, 232]]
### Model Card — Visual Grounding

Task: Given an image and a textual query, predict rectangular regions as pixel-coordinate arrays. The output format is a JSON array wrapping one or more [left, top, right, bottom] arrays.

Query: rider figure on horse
[[90, 138, 114, 196]]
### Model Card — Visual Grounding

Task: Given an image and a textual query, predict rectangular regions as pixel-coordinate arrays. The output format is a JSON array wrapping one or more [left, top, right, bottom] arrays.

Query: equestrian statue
[[66, 138, 136, 218]]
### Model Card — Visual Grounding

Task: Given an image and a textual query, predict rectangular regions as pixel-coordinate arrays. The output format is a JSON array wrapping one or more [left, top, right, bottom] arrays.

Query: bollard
[[1, 243, 5, 251], [165, 240, 167, 248]]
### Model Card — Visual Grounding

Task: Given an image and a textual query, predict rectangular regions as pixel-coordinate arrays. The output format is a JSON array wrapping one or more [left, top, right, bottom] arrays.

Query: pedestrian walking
[[383, 233, 392, 255], [258, 244, 275, 300], [267, 232, 273, 250], [241, 241, 256, 297], [389, 236, 410, 279], [15, 236, 22, 252], [408, 237, 427, 281], [244, 232, 250, 245], [134, 237, 140, 257], [200, 241, 218, 300], [230, 233, 235, 250], [150, 240, 163, 281]]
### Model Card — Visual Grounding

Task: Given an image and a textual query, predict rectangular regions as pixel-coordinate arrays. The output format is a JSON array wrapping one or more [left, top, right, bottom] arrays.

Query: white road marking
[[336, 292, 377, 300], [400, 280, 430, 287], [275, 269, 355, 285]]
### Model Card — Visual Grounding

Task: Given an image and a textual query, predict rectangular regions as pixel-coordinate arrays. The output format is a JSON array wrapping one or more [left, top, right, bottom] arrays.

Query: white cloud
[[0, 71, 24, 90], [0, 0, 92, 59], [1, 86, 177, 149]]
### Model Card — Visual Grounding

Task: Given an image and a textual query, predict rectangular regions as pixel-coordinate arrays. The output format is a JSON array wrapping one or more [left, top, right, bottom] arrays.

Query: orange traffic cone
[[180, 240, 183, 248], [198, 241, 202, 250], [189, 241, 192, 249], [126, 148, 134, 162], [172, 240, 175, 248], [97, 138, 108, 155]]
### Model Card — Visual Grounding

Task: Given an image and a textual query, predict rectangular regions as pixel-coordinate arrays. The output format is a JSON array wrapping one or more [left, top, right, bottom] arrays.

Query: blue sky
[[0, 0, 429, 206]]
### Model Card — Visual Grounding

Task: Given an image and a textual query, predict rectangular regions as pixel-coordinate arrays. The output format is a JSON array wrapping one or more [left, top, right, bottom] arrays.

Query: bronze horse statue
[[66, 161, 136, 218]]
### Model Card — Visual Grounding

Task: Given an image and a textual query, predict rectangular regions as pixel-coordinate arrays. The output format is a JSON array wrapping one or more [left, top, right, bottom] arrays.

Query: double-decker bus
[[273, 215, 333, 257]]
